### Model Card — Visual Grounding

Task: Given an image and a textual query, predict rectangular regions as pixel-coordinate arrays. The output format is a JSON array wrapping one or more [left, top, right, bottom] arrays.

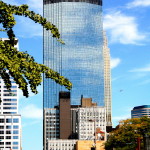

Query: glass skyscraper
[[43, 0, 112, 148], [43, 0, 104, 108]]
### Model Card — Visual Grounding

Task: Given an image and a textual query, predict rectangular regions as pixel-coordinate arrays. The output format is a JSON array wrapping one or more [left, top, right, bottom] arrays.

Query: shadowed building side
[[59, 92, 71, 139]]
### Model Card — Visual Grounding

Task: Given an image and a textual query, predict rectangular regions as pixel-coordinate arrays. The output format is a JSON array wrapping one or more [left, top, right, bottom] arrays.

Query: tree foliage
[[105, 117, 150, 150], [0, 1, 72, 97]]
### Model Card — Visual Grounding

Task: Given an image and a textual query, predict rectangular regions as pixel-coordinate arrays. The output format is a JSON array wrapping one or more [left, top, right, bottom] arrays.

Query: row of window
[[0, 136, 18, 139], [3, 99, 17, 102], [3, 90, 17, 92], [80, 112, 105, 115], [49, 143, 75, 146], [0, 125, 19, 129], [4, 86, 17, 88], [46, 123, 59, 125], [0, 119, 19, 123], [0, 142, 18, 145], [2, 107, 17, 110], [0, 130, 19, 134], [0, 146, 18, 149], [3, 103, 17, 105], [3, 112, 16, 114], [3, 94, 17, 96]]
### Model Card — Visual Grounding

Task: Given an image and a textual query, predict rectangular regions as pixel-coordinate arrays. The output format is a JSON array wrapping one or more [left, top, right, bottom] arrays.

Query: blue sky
[[1, 0, 150, 150]]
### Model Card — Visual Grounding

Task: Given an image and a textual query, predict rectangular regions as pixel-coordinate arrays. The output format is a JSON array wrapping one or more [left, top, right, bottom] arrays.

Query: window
[[6, 119, 12, 123], [13, 142, 18, 145], [6, 136, 11, 139], [6, 126, 12, 129], [13, 130, 19, 134], [0, 131, 4, 134], [13, 136, 18, 139], [0, 126, 4, 129], [0, 136, 4, 139], [13, 119, 19, 123], [6, 131, 11, 134], [13, 147, 18, 149], [0, 119, 4, 123], [0, 142, 4, 145], [6, 142, 11, 145], [13, 126, 19, 129]]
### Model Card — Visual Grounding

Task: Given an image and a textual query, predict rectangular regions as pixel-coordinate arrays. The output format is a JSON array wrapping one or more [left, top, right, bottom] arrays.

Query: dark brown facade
[[59, 92, 71, 139]]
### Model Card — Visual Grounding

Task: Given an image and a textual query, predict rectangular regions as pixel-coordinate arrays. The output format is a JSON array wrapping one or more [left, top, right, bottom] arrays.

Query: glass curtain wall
[[43, 0, 104, 108]]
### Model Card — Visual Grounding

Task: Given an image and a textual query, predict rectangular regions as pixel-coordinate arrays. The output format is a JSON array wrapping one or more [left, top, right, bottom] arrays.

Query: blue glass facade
[[131, 105, 150, 118], [43, 0, 104, 108]]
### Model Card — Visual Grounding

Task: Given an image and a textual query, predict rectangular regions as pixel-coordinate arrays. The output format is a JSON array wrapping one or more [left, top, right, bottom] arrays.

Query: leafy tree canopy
[[105, 117, 150, 150], [0, 1, 72, 97]]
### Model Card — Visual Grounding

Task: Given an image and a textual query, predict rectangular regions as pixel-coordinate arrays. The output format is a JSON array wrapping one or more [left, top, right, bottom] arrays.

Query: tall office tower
[[131, 105, 150, 118], [43, 0, 112, 147], [103, 32, 112, 127], [43, 0, 104, 108], [0, 38, 22, 150]]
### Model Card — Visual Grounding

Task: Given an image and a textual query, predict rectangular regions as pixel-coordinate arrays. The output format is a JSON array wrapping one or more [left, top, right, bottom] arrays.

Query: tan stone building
[[76, 140, 105, 150]]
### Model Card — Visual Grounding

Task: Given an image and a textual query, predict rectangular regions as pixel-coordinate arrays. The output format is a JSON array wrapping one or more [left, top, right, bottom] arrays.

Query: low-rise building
[[131, 105, 150, 118]]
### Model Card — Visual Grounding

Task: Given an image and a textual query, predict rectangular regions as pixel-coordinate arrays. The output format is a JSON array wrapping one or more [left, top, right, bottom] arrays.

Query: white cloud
[[127, 0, 150, 8], [104, 11, 145, 44], [2, 0, 43, 14], [111, 58, 121, 69], [130, 64, 150, 72], [20, 104, 42, 119], [2, 0, 43, 38]]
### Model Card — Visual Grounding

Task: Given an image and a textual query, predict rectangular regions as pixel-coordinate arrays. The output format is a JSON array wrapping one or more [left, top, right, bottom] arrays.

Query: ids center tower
[[43, 0, 112, 148]]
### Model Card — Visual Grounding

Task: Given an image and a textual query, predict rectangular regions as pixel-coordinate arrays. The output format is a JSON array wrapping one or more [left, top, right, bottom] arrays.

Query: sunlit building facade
[[43, 0, 112, 149], [103, 32, 112, 126], [43, 0, 104, 108], [0, 39, 22, 150]]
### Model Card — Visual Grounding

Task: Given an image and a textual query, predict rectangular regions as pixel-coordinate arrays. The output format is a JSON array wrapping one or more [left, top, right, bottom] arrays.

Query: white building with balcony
[[77, 107, 106, 140], [0, 38, 22, 150]]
